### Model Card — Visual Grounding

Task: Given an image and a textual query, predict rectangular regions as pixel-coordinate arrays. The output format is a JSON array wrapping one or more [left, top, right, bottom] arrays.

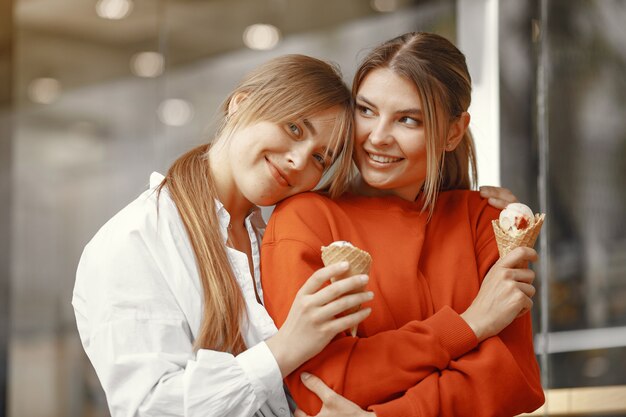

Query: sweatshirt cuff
[[423, 305, 478, 360], [236, 341, 284, 399]]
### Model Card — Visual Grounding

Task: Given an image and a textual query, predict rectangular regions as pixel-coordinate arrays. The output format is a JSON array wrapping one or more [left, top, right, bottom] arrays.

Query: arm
[[291, 314, 543, 417], [367, 197, 543, 417]]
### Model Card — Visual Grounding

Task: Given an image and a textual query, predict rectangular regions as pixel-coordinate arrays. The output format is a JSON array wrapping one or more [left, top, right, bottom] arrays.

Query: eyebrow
[[356, 95, 422, 116], [303, 119, 318, 136]]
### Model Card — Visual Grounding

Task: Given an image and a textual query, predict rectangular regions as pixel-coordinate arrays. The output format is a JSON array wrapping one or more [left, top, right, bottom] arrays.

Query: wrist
[[266, 333, 297, 378], [460, 309, 486, 342]]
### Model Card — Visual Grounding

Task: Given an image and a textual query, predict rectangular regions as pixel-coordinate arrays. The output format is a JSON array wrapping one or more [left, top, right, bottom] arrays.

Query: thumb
[[300, 372, 334, 403], [498, 246, 537, 268]]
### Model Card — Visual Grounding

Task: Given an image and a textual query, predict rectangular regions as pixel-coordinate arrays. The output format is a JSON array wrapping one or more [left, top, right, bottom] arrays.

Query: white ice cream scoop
[[499, 203, 535, 236]]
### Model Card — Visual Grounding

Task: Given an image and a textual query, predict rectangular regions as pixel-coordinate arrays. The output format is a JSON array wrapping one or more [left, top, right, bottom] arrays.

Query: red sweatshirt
[[261, 190, 544, 417]]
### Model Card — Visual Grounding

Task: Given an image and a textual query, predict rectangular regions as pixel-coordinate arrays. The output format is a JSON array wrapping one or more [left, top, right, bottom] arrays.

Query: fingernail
[[340, 261, 349, 268], [360, 275, 369, 283], [301, 372, 311, 380], [366, 291, 374, 300]]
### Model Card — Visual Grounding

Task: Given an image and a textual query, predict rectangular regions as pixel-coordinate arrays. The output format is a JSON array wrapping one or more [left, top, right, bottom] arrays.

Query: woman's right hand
[[461, 247, 538, 342], [266, 262, 373, 377]]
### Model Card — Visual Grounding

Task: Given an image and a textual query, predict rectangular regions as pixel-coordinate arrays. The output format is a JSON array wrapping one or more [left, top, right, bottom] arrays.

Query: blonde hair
[[353, 32, 477, 216], [160, 55, 353, 354]]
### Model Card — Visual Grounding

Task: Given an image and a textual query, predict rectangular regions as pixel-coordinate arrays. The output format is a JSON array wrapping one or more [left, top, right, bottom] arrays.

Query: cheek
[[298, 169, 323, 193]]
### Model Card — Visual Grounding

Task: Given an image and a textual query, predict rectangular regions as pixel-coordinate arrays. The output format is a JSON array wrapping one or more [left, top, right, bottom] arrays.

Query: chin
[[249, 190, 289, 207]]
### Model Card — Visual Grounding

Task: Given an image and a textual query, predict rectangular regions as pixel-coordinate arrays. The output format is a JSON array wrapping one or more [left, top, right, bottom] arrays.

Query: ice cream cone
[[321, 243, 372, 336], [492, 213, 545, 258]]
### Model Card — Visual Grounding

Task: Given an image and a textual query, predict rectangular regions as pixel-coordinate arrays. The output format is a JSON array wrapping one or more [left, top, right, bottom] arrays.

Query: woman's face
[[353, 68, 428, 201], [227, 105, 342, 206]]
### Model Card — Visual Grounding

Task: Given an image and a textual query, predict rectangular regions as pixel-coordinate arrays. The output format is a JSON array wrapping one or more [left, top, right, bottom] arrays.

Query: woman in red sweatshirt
[[261, 33, 545, 417]]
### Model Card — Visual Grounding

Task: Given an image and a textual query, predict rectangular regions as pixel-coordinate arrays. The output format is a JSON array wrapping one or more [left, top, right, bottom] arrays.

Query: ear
[[444, 112, 470, 152], [227, 92, 247, 117]]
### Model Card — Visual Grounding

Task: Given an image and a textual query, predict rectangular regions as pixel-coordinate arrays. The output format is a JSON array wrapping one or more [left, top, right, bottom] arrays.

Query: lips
[[366, 151, 403, 165], [265, 157, 291, 187]]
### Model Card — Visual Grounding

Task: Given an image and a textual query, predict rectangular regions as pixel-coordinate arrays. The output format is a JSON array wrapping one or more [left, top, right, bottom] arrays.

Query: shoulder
[[78, 183, 185, 282], [273, 191, 336, 214], [270, 192, 339, 225], [436, 189, 500, 223], [264, 192, 339, 245]]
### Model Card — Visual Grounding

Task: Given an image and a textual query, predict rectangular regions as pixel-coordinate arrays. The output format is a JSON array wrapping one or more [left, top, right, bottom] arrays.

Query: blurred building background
[[0, 0, 625, 416]]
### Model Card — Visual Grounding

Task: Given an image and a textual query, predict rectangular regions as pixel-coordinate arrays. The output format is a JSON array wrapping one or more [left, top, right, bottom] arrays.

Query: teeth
[[368, 153, 401, 163]]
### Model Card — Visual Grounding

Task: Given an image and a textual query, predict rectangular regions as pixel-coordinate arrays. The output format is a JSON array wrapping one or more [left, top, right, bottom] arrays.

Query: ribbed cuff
[[423, 306, 478, 360]]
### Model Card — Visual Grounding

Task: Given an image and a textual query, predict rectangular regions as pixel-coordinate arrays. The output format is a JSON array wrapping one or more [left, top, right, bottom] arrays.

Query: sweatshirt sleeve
[[261, 195, 480, 414], [368, 315, 544, 417], [369, 195, 544, 417]]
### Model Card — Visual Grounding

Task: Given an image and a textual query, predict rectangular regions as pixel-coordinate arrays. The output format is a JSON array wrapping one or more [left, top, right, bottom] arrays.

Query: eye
[[313, 153, 328, 169], [287, 122, 302, 137], [399, 116, 422, 127], [357, 104, 375, 117]]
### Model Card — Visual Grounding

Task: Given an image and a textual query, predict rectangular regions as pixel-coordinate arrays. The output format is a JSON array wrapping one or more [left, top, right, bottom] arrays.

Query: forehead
[[303, 105, 342, 132], [357, 68, 422, 109]]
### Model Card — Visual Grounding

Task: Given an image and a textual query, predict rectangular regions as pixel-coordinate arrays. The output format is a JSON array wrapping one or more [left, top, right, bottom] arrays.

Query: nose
[[368, 119, 393, 146], [286, 143, 309, 171]]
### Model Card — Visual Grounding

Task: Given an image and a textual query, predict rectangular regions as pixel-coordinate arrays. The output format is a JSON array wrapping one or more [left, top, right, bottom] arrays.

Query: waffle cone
[[492, 213, 546, 258], [321, 244, 372, 336]]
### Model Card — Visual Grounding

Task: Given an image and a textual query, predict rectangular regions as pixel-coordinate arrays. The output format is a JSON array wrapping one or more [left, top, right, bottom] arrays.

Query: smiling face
[[226, 105, 341, 206], [354, 68, 429, 201]]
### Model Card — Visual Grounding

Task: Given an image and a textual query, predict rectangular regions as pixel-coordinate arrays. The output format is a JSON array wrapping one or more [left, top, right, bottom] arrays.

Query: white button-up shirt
[[73, 173, 292, 417]]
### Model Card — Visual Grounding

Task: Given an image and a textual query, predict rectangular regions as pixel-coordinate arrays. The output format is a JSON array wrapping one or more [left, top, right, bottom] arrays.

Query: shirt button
[[279, 408, 287, 415]]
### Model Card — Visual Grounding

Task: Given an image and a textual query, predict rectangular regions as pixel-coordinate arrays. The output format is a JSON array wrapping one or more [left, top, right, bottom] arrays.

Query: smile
[[367, 152, 403, 164], [265, 157, 291, 187]]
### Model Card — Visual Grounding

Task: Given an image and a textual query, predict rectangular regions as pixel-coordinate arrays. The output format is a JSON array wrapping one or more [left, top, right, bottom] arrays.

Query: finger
[[516, 297, 534, 317], [512, 268, 536, 284], [517, 300, 534, 317], [487, 197, 510, 210], [294, 409, 310, 417], [498, 247, 538, 268], [300, 372, 335, 403], [312, 274, 369, 305], [327, 307, 372, 334], [516, 282, 536, 298], [479, 186, 517, 204], [300, 262, 350, 295], [318, 291, 374, 319]]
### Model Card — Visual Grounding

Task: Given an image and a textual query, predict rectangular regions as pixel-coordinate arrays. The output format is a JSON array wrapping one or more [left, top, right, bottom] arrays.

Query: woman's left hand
[[293, 373, 376, 417], [479, 185, 518, 210]]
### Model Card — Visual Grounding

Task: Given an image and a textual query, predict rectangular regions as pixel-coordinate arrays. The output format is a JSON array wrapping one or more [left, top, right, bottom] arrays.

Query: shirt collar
[[214, 199, 266, 242]]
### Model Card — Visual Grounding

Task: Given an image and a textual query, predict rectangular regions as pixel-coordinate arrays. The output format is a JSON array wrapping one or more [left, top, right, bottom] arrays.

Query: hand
[[479, 185, 518, 210], [461, 247, 538, 342], [293, 373, 376, 417], [266, 262, 373, 377]]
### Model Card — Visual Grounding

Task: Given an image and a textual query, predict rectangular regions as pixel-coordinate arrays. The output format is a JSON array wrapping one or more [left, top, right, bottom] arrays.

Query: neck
[[208, 139, 254, 227], [352, 175, 422, 202]]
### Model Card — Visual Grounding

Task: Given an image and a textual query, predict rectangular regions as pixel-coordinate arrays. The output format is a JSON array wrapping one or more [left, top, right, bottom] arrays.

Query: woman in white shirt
[[72, 54, 373, 417]]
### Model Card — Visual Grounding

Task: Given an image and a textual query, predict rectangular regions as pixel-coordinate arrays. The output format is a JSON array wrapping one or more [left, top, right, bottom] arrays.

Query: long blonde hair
[[353, 32, 477, 216], [160, 55, 354, 354]]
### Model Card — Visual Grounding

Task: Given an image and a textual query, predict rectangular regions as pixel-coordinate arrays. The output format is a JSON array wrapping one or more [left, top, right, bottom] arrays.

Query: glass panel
[[543, 0, 626, 393], [502, 0, 626, 414]]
